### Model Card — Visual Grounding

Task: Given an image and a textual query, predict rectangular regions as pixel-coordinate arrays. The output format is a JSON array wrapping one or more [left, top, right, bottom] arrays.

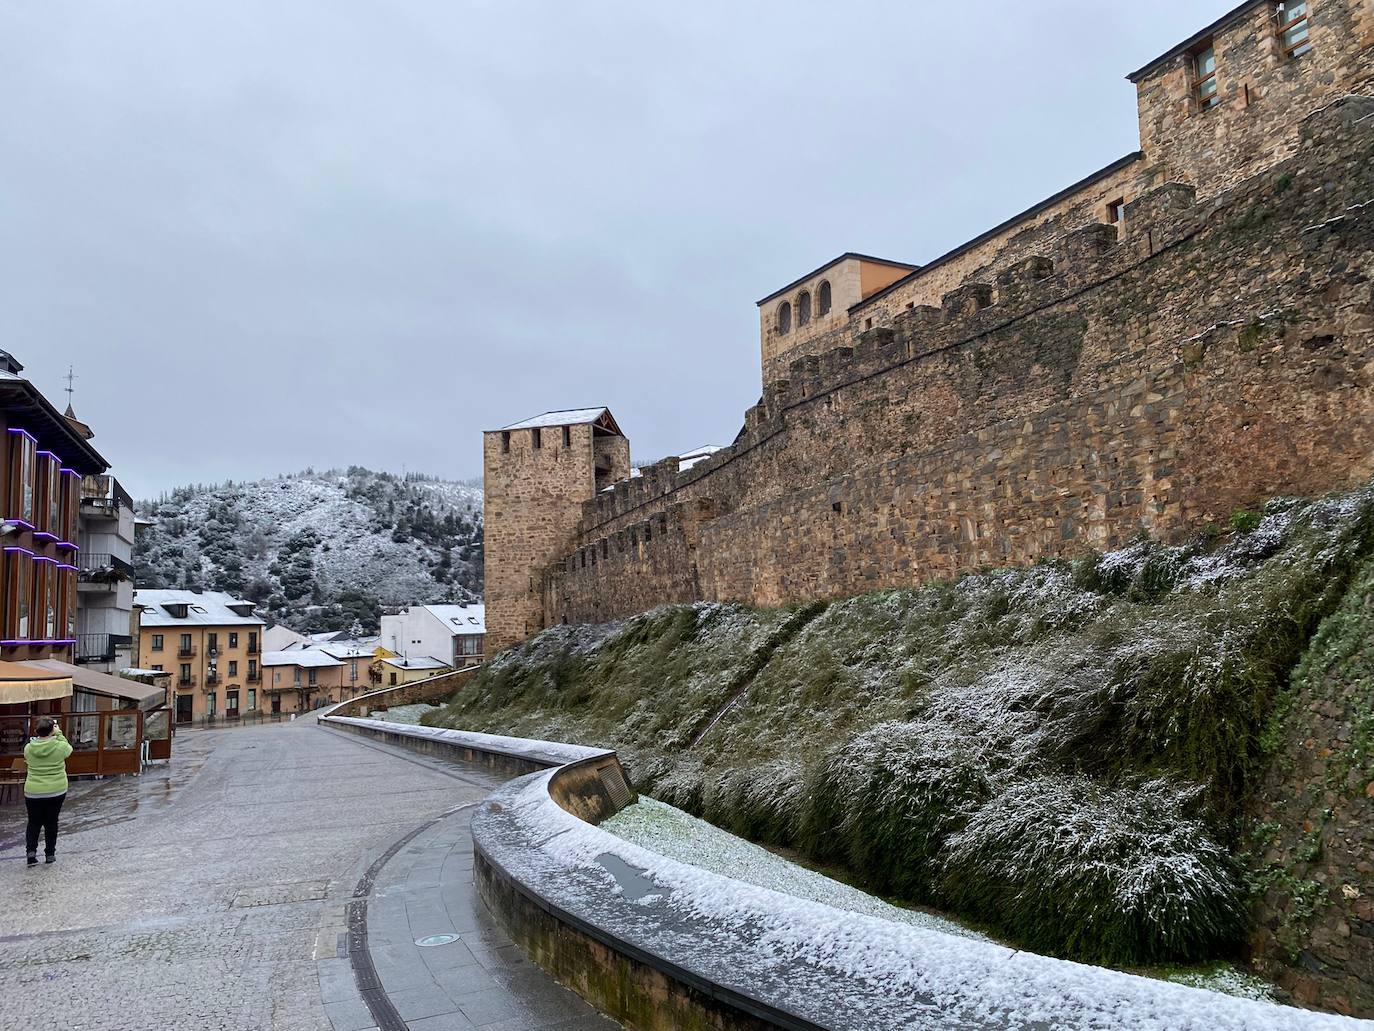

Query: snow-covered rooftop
[[261, 649, 343, 669], [423, 603, 486, 635], [382, 654, 450, 670], [319, 640, 378, 660], [134, 589, 263, 628], [500, 408, 610, 431]]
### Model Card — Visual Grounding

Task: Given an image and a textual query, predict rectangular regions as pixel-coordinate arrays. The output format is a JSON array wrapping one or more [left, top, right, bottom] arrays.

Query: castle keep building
[[485, 0, 1374, 653], [484, 409, 629, 651]]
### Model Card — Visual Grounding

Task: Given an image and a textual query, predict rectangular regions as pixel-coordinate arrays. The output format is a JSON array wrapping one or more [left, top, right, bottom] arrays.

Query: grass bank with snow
[[427, 482, 1374, 972]]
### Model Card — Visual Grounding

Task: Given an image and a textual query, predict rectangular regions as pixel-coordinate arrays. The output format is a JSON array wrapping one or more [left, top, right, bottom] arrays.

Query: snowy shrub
[[940, 776, 1244, 964], [802, 722, 991, 899], [725, 759, 809, 844]]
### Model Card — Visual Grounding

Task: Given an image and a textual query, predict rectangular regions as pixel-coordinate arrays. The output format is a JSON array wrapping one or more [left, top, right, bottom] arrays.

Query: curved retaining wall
[[321, 715, 1374, 1031]]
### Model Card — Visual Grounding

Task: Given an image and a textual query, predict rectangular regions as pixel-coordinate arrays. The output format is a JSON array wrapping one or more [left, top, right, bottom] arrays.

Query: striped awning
[[0, 660, 73, 705]]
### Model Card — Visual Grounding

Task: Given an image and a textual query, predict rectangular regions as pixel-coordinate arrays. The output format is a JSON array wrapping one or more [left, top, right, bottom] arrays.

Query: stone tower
[[483, 408, 631, 653]]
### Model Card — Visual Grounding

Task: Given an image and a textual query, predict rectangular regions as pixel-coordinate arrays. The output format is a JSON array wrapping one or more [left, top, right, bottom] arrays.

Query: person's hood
[[27, 735, 65, 759]]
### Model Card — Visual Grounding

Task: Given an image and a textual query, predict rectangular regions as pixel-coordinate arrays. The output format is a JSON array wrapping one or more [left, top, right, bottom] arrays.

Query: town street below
[[0, 718, 614, 1031]]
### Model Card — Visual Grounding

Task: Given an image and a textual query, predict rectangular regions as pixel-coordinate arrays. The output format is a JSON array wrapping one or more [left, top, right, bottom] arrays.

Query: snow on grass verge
[[603, 795, 982, 940], [368, 703, 440, 725], [492, 768, 1372, 1031]]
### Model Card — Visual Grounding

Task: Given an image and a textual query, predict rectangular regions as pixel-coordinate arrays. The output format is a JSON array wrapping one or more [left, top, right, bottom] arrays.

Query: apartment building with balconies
[[133, 589, 264, 724], [71, 474, 137, 677]]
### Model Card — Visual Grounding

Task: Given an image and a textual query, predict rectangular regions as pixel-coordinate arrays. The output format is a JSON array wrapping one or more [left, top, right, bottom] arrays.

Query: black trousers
[[24, 793, 66, 856]]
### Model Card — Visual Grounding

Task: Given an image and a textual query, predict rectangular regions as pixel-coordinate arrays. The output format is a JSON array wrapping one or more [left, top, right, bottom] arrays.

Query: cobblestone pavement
[[0, 717, 616, 1031]]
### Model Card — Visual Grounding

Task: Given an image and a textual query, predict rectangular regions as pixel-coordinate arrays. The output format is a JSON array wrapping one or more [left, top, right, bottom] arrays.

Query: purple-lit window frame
[[34, 554, 59, 639], [59, 467, 82, 541], [6, 428, 39, 526], [35, 451, 61, 536], [2, 546, 35, 644]]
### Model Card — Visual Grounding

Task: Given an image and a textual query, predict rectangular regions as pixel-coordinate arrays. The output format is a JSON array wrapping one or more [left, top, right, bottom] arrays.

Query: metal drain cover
[[415, 934, 461, 947]]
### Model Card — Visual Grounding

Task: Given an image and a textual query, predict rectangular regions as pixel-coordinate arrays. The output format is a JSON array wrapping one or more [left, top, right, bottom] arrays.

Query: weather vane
[[64, 365, 77, 403]]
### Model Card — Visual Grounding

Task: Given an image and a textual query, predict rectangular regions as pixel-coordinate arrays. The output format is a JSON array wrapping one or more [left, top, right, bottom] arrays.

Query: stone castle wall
[[1134, 0, 1374, 195], [544, 96, 1374, 625], [760, 0, 1374, 386]]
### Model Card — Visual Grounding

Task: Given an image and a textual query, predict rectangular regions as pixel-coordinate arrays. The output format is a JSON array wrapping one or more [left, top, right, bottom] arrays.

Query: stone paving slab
[[0, 717, 618, 1031], [349, 788, 616, 1031]]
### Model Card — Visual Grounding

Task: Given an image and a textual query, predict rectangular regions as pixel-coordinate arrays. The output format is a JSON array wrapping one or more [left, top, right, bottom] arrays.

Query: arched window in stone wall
[[777, 301, 792, 335], [797, 290, 812, 327], [818, 280, 832, 316]]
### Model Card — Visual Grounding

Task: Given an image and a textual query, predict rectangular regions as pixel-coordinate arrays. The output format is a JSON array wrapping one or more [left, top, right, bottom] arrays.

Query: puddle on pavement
[[596, 853, 670, 902]]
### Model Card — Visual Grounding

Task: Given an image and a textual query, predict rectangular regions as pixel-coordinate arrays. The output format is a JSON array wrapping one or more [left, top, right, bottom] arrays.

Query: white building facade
[[380, 604, 485, 669]]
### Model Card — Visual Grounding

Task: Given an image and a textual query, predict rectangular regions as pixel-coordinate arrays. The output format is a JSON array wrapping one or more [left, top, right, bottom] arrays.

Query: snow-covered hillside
[[133, 467, 482, 633]]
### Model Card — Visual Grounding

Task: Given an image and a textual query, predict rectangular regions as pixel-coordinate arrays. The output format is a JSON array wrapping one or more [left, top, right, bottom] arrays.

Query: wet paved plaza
[[0, 717, 617, 1031]]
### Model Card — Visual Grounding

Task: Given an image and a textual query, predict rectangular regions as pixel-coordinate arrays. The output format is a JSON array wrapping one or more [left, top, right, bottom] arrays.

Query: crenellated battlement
[[542, 94, 1374, 621], [497, 7, 1374, 679], [569, 98, 1374, 549]]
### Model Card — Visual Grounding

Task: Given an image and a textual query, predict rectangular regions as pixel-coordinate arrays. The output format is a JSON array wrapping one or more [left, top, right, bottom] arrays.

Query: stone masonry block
[[941, 283, 995, 321], [1124, 183, 1198, 237], [1299, 94, 1374, 145], [996, 256, 1055, 304], [1061, 223, 1119, 263]]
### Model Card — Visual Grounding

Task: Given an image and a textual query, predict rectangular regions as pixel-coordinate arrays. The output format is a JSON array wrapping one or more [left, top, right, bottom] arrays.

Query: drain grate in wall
[[599, 764, 632, 810]]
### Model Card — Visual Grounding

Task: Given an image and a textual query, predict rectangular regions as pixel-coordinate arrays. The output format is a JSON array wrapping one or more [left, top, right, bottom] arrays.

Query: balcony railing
[[178, 675, 196, 688], [80, 476, 134, 517], [77, 554, 135, 584], [74, 633, 133, 665], [205, 673, 220, 687], [246, 671, 262, 683], [177, 645, 196, 658], [247, 643, 260, 655]]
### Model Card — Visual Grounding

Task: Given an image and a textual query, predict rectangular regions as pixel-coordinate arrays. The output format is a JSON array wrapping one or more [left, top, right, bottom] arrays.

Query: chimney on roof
[[0, 351, 24, 375]]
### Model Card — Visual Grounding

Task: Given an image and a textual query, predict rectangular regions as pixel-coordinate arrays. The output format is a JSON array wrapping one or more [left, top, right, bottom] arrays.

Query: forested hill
[[133, 467, 483, 634]]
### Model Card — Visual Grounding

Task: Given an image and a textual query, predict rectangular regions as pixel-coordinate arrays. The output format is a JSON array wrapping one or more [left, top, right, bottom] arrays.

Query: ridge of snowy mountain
[[133, 467, 483, 633]]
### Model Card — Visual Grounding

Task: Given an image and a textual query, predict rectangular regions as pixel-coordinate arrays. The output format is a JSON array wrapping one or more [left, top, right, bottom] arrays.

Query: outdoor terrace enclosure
[[483, 1, 1374, 651]]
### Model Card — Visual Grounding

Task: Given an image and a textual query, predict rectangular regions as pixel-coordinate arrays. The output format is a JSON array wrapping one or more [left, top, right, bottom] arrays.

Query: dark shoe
[[26, 853, 37, 866], [44, 853, 55, 864]]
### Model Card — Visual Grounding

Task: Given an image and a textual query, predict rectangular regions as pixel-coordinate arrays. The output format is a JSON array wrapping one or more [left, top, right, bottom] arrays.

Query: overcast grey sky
[[1, 2, 1230, 498]]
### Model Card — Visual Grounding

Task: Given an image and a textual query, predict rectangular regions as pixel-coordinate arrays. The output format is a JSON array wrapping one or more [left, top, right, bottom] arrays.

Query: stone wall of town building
[[543, 96, 1374, 628]]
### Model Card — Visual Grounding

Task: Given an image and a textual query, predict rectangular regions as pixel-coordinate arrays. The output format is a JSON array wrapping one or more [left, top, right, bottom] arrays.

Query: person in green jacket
[[24, 717, 73, 866]]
